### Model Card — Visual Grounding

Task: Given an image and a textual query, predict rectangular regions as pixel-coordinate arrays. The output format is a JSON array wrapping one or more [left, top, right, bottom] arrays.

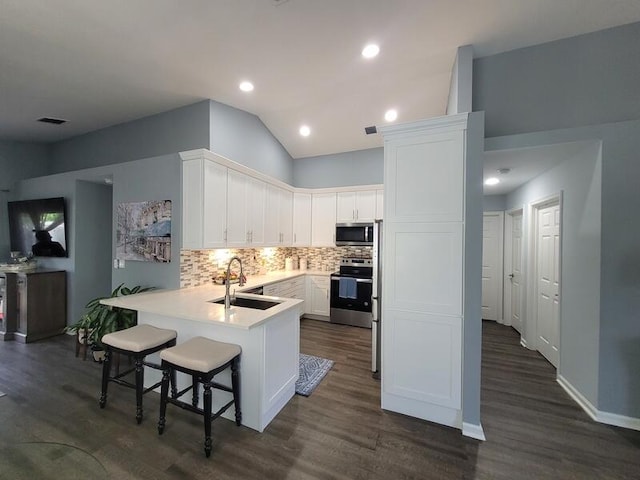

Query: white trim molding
[[462, 422, 486, 441], [557, 375, 640, 432]]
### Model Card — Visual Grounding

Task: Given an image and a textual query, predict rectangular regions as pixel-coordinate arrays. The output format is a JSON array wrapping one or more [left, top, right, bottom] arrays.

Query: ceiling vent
[[37, 117, 67, 125], [364, 125, 377, 135]]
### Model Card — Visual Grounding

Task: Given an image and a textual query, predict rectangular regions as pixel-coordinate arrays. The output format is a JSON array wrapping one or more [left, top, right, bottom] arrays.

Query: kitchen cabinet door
[[247, 176, 266, 245], [279, 188, 293, 245], [203, 161, 227, 248], [306, 276, 330, 317], [226, 170, 250, 247], [182, 158, 227, 249], [336, 192, 357, 223], [264, 184, 281, 246], [336, 190, 376, 222], [311, 193, 336, 247], [292, 193, 312, 246], [355, 190, 376, 222]]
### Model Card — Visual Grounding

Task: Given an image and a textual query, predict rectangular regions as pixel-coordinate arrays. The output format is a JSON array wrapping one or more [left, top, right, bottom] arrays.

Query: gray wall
[[74, 181, 113, 324], [486, 118, 640, 418], [474, 22, 640, 138], [292, 147, 383, 188], [50, 101, 210, 173], [462, 112, 485, 427], [209, 100, 294, 184], [15, 153, 181, 326], [0, 141, 51, 258], [111, 154, 181, 291], [483, 194, 506, 212], [501, 140, 602, 407]]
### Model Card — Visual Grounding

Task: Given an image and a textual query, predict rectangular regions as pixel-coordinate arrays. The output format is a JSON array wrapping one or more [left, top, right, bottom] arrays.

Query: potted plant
[[66, 283, 154, 361]]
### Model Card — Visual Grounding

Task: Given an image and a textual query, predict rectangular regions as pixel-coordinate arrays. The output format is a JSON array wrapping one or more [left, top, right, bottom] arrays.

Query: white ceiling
[[1, 1, 639, 159], [483, 141, 596, 195]]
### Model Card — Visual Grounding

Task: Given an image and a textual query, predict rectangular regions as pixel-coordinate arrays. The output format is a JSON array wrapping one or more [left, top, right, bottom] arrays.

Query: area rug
[[296, 354, 334, 396]]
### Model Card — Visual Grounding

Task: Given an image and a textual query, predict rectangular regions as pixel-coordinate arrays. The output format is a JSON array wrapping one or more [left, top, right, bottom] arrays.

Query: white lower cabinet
[[305, 276, 330, 318], [263, 277, 306, 315]]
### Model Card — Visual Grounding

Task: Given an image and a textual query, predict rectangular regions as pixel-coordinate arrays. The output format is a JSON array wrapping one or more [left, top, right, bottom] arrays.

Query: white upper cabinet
[[311, 193, 337, 246], [265, 184, 293, 246], [183, 158, 227, 249], [247, 176, 266, 245], [292, 193, 312, 246], [336, 190, 377, 223], [226, 170, 265, 247], [279, 188, 293, 245], [376, 189, 384, 220]]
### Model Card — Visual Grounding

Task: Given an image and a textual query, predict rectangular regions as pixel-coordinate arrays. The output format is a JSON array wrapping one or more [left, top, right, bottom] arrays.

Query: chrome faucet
[[224, 256, 245, 309]]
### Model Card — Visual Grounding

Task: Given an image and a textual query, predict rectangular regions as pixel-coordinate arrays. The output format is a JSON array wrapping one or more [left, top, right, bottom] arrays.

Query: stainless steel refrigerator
[[371, 219, 382, 379]]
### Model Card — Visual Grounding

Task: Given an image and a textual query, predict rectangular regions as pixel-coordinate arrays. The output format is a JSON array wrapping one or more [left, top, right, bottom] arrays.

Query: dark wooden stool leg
[[231, 356, 242, 426], [99, 349, 112, 408], [170, 368, 178, 399], [135, 356, 144, 424], [192, 376, 199, 407], [158, 366, 170, 434], [203, 380, 213, 458]]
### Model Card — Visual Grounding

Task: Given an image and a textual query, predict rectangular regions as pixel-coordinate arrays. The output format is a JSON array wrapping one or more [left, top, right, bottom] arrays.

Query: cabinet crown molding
[[380, 113, 469, 138], [179, 149, 382, 194]]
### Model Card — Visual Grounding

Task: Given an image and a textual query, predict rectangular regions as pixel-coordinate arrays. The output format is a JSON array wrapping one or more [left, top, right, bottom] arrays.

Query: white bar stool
[[100, 324, 177, 424], [157, 336, 242, 457]]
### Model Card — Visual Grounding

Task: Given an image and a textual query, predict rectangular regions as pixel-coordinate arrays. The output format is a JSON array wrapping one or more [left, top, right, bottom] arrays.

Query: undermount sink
[[210, 296, 281, 310]]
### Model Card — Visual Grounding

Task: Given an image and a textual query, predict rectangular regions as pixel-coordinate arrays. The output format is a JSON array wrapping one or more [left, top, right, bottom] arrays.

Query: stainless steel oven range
[[330, 258, 373, 328]]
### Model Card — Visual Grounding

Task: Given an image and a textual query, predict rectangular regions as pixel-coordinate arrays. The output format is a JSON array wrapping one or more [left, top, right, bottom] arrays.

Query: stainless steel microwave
[[335, 223, 374, 246]]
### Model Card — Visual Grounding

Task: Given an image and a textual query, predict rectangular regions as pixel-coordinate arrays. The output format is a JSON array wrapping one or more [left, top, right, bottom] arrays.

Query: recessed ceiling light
[[384, 109, 398, 122], [299, 125, 311, 137], [239, 81, 254, 92], [485, 177, 500, 186], [362, 44, 380, 59]]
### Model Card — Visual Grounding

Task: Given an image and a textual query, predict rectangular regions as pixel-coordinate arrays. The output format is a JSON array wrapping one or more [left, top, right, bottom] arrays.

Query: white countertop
[[101, 270, 330, 330]]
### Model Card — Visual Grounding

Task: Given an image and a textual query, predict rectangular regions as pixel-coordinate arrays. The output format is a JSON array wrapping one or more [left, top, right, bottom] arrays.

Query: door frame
[[503, 207, 524, 332], [525, 192, 563, 367]]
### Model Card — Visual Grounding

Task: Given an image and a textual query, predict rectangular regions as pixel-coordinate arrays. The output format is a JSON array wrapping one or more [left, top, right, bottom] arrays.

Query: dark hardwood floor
[[0, 319, 639, 479]]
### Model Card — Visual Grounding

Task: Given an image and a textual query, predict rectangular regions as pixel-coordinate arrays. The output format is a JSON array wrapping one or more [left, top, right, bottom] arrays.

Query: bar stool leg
[[231, 356, 241, 426], [192, 376, 199, 407], [203, 380, 213, 458], [158, 367, 170, 435], [170, 368, 178, 399], [135, 356, 144, 424], [99, 349, 112, 408]]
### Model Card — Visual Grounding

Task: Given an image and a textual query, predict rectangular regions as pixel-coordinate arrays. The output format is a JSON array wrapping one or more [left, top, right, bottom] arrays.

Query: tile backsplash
[[180, 246, 372, 287]]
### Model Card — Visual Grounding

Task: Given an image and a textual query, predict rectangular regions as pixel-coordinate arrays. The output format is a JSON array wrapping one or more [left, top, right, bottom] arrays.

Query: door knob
[[508, 273, 514, 279]]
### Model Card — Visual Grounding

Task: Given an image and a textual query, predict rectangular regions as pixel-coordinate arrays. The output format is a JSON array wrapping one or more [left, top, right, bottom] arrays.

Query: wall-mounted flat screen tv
[[7, 197, 68, 257]]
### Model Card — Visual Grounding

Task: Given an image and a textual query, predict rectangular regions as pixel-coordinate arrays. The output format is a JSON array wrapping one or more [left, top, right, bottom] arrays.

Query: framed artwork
[[116, 200, 171, 263]]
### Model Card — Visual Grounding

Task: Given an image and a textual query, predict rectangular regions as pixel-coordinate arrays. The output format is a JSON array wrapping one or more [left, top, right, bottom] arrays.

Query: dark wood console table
[[0, 269, 66, 343]]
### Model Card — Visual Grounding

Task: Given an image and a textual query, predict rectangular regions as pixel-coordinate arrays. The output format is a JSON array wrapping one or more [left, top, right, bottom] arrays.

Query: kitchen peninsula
[[101, 273, 307, 432]]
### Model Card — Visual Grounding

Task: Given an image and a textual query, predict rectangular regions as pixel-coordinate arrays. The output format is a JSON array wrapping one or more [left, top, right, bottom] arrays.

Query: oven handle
[[330, 276, 373, 283]]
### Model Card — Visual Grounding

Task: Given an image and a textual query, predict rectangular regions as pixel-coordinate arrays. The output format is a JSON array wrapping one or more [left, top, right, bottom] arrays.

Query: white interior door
[[481, 212, 503, 321], [504, 211, 524, 333], [536, 203, 561, 367]]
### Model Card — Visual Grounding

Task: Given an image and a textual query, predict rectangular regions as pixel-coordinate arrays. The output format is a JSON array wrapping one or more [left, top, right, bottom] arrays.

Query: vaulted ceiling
[[1, 0, 639, 158]]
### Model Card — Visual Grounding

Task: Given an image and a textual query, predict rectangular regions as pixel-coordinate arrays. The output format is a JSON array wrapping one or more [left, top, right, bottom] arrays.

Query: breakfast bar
[[101, 283, 303, 432]]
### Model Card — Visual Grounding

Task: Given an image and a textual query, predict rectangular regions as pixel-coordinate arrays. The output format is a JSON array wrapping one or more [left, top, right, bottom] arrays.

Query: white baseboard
[[556, 375, 598, 421], [557, 375, 640, 431], [462, 422, 486, 441], [520, 337, 530, 349]]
